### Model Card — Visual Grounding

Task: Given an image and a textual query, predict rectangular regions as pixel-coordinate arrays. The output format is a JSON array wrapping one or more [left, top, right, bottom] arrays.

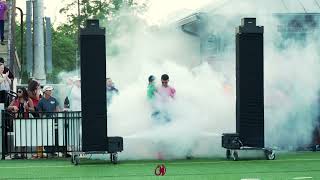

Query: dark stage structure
[[222, 18, 275, 161], [71, 19, 123, 165]]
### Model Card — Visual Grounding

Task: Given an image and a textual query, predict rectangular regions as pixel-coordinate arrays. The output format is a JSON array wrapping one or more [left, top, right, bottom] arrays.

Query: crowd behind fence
[[1, 111, 82, 159]]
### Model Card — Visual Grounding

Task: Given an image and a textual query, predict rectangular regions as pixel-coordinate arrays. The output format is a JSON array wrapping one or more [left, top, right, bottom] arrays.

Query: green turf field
[[0, 152, 319, 180]]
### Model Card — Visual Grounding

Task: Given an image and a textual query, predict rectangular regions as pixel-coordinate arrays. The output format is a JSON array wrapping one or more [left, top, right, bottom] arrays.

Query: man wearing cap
[[37, 85, 60, 157], [37, 85, 60, 115]]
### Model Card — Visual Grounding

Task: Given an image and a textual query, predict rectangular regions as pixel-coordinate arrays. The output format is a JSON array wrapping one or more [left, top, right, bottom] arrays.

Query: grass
[[0, 152, 319, 179]]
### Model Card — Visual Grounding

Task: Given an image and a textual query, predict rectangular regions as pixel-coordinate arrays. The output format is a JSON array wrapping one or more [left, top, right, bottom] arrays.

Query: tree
[[15, 0, 148, 83], [15, 22, 77, 83], [59, 0, 147, 34], [58, 0, 149, 58], [50, 25, 78, 83], [15, 23, 27, 82]]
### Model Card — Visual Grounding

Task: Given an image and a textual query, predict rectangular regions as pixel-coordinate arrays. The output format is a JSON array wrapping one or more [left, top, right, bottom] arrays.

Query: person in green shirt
[[147, 75, 157, 100], [147, 75, 161, 121]]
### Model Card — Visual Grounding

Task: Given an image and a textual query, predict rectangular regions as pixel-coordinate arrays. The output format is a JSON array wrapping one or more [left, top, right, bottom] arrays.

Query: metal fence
[[1, 111, 82, 159]]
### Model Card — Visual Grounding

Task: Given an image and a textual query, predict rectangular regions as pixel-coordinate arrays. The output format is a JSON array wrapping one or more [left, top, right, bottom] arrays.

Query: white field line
[[292, 177, 313, 180]]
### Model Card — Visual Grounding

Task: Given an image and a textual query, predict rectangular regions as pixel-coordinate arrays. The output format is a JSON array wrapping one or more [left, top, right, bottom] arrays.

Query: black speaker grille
[[236, 33, 264, 148], [80, 34, 107, 152]]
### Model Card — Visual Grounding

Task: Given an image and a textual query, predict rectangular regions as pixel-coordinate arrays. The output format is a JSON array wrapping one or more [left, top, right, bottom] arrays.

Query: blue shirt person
[[37, 85, 60, 116]]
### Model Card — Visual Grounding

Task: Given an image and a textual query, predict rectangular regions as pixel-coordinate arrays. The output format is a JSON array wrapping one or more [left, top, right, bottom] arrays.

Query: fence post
[[0, 104, 5, 160], [64, 111, 68, 157]]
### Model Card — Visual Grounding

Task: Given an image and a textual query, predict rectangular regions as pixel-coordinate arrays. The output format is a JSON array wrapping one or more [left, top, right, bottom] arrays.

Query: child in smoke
[[147, 75, 164, 159], [155, 74, 176, 123], [157, 74, 176, 99], [148, 74, 178, 159], [147, 75, 160, 120], [146, 73, 176, 126], [147, 75, 157, 100]]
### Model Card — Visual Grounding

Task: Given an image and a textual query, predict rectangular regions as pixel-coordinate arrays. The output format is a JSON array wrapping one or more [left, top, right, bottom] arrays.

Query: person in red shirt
[[27, 80, 41, 107], [27, 79, 41, 117]]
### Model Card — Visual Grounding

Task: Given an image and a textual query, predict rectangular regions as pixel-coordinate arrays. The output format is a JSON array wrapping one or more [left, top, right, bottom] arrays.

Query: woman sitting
[[8, 88, 34, 118]]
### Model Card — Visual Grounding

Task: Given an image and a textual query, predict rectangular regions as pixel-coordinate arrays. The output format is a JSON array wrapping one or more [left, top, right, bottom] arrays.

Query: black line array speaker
[[80, 20, 107, 152], [236, 18, 264, 148]]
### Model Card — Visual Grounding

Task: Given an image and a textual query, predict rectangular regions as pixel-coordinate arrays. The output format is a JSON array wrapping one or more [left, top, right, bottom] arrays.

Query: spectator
[[106, 78, 119, 107], [37, 85, 60, 116], [8, 87, 34, 159], [36, 85, 60, 158], [0, 0, 7, 45], [68, 77, 81, 111], [0, 57, 14, 80], [27, 79, 41, 108], [8, 87, 34, 118], [27, 79, 41, 117], [0, 63, 11, 91]]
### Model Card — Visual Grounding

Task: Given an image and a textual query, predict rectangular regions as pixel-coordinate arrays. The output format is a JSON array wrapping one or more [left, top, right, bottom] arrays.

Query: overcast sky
[[16, 0, 71, 25], [16, 0, 213, 26]]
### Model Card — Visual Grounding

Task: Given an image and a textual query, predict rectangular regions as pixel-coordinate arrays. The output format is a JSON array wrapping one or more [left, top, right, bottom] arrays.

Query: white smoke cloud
[[60, 0, 320, 160], [201, 6, 320, 150], [105, 4, 236, 160], [57, 71, 81, 111], [264, 40, 320, 149]]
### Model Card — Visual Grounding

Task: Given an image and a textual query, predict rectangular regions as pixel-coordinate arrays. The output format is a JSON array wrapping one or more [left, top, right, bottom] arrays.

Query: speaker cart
[[222, 133, 275, 161], [70, 136, 123, 165], [222, 18, 275, 161], [70, 19, 124, 165]]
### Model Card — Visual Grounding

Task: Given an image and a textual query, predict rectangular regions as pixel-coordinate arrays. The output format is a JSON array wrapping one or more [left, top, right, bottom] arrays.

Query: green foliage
[[15, 22, 77, 83], [15, 0, 148, 83], [50, 25, 77, 83], [15, 23, 27, 82], [60, 0, 122, 34], [57, 0, 149, 60]]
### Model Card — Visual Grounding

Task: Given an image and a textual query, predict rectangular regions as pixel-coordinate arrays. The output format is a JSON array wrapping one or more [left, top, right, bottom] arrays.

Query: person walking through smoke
[[147, 75, 160, 121], [147, 75, 157, 100], [150, 74, 176, 160], [153, 74, 176, 123], [106, 77, 119, 107]]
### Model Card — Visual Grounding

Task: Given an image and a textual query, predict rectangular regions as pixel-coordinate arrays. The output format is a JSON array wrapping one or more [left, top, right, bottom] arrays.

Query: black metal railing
[[1, 111, 82, 159]]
